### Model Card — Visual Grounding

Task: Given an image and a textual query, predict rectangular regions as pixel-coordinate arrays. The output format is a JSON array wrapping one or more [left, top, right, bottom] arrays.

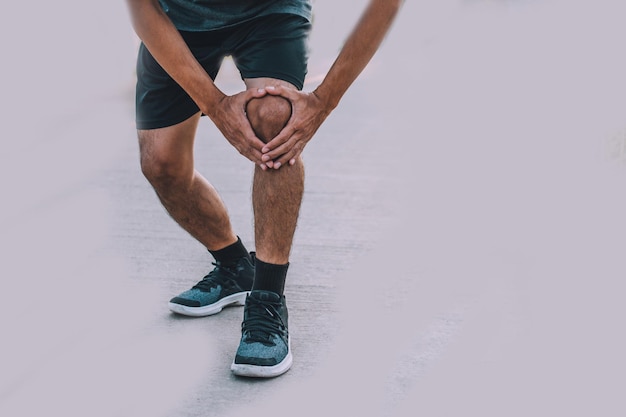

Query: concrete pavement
[[2, 0, 626, 416]]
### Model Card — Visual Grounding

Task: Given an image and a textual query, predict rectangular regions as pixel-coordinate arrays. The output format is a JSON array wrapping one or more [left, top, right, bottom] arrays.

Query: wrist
[[312, 85, 340, 112], [196, 84, 226, 117]]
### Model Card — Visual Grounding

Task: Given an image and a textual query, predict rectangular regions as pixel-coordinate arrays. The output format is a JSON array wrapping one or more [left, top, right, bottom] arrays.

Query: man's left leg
[[231, 78, 303, 378]]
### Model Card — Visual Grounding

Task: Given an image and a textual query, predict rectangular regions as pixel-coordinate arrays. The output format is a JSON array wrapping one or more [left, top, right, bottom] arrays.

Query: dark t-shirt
[[159, 0, 312, 31]]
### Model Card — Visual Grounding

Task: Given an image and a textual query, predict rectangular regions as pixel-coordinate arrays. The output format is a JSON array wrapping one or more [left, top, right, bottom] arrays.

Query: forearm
[[314, 0, 402, 110], [126, 0, 224, 114]]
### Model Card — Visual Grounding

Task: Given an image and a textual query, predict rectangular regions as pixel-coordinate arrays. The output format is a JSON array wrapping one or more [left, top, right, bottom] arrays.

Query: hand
[[260, 85, 331, 169], [205, 88, 269, 167]]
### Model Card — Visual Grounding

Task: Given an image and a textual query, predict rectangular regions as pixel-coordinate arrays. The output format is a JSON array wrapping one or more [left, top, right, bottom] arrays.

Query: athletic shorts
[[135, 13, 311, 130]]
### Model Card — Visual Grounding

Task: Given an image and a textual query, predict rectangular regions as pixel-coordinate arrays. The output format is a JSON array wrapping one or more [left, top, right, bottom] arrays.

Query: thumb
[[264, 85, 297, 100], [249, 87, 268, 98]]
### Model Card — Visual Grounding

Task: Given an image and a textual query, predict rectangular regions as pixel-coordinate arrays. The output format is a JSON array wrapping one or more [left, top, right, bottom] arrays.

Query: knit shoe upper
[[231, 290, 292, 378], [168, 254, 254, 317]]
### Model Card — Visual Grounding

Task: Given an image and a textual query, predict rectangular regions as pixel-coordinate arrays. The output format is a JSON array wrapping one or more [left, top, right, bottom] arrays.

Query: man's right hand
[[205, 88, 270, 168], [126, 1, 272, 168]]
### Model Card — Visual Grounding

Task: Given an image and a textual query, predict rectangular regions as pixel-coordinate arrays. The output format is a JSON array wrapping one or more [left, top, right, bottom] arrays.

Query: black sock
[[253, 258, 289, 296], [209, 237, 250, 265]]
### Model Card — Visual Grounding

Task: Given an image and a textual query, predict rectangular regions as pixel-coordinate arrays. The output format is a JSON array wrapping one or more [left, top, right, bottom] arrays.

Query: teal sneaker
[[231, 290, 292, 378], [168, 254, 254, 317]]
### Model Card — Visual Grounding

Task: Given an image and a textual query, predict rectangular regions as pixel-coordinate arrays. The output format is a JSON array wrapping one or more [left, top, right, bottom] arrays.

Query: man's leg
[[139, 114, 254, 316], [139, 113, 236, 250], [231, 78, 301, 378]]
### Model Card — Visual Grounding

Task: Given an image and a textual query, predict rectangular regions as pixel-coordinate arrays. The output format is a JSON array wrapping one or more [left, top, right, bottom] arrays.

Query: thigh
[[230, 14, 311, 91], [135, 32, 225, 130], [138, 113, 201, 170]]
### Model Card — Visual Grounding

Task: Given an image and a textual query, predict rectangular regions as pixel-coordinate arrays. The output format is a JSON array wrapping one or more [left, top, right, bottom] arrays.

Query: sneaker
[[168, 254, 255, 317], [230, 290, 292, 378]]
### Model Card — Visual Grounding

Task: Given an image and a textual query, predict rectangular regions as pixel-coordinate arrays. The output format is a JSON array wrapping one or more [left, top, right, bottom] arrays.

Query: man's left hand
[[260, 85, 331, 169]]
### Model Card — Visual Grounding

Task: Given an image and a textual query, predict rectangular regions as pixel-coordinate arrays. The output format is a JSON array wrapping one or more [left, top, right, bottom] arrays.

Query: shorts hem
[[241, 72, 306, 91], [136, 111, 200, 130]]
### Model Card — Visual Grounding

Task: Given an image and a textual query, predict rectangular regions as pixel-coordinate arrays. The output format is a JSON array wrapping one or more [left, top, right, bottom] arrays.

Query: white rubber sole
[[230, 341, 292, 378], [168, 291, 249, 317]]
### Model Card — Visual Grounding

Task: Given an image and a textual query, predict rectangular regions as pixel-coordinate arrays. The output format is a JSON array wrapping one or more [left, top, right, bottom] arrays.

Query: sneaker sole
[[230, 343, 292, 378], [168, 291, 249, 317]]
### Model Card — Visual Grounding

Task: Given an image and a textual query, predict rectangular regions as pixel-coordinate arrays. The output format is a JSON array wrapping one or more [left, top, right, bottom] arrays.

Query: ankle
[[252, 257, 289, 296], [209, 236, 250, 265]]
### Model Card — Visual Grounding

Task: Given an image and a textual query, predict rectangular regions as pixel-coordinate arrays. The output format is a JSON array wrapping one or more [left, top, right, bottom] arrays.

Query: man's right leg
[[138, 114, 254, 316], [139, 113, 235, 249]]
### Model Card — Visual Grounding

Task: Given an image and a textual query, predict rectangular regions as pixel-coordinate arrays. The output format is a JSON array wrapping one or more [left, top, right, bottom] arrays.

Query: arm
[[126, 0, 267, 163], [315, 0, 403, 111], [261, 0, 403, 168]]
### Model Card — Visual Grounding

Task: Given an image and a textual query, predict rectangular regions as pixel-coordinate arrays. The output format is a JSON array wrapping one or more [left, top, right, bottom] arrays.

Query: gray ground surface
[[2, 1, 626, 416]]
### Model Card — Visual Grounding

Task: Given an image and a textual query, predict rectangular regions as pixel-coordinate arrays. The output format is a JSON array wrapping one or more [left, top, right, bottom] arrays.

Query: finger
[[272, 147, 301, 170], [261, 124, 296, 154], [235, 128, 266, 162], [271, 140, 304, 169], [261, 138, 295, 162], [240, 145, 264, 163], [236, 114, 267, 152], [248, 133, 267, 151], [245, 87, 268, 100]]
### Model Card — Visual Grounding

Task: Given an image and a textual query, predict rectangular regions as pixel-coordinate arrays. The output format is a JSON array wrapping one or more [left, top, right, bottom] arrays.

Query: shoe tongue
[[251, 290, 280, 302]]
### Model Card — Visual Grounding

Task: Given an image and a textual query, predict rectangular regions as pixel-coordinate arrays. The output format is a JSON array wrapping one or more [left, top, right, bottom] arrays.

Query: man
[[125, 0, 402, 378]]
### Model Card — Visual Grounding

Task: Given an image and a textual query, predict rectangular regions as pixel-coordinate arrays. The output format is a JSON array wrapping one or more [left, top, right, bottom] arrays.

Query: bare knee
[[141, 154, 192, 193], [139, 134, 193, 192], [246, 95, 292, 143]]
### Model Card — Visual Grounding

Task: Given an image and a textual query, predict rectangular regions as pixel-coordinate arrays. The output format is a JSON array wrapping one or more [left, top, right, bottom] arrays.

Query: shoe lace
[[192, 262, 237, 291], [242, 297, 286, 346]]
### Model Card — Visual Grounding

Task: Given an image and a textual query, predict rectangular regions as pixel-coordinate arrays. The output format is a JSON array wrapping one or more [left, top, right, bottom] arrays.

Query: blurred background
[[1, 0, 625, 416]]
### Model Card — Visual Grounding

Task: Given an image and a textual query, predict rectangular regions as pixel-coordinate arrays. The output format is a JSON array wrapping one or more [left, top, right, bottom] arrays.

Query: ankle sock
[[209, 237, 250, 265], [253, 258, 289, 296]]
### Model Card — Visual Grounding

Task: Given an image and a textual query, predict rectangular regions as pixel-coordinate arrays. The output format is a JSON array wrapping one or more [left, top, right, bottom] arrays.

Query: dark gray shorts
[[135, 14, 311, 130]]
